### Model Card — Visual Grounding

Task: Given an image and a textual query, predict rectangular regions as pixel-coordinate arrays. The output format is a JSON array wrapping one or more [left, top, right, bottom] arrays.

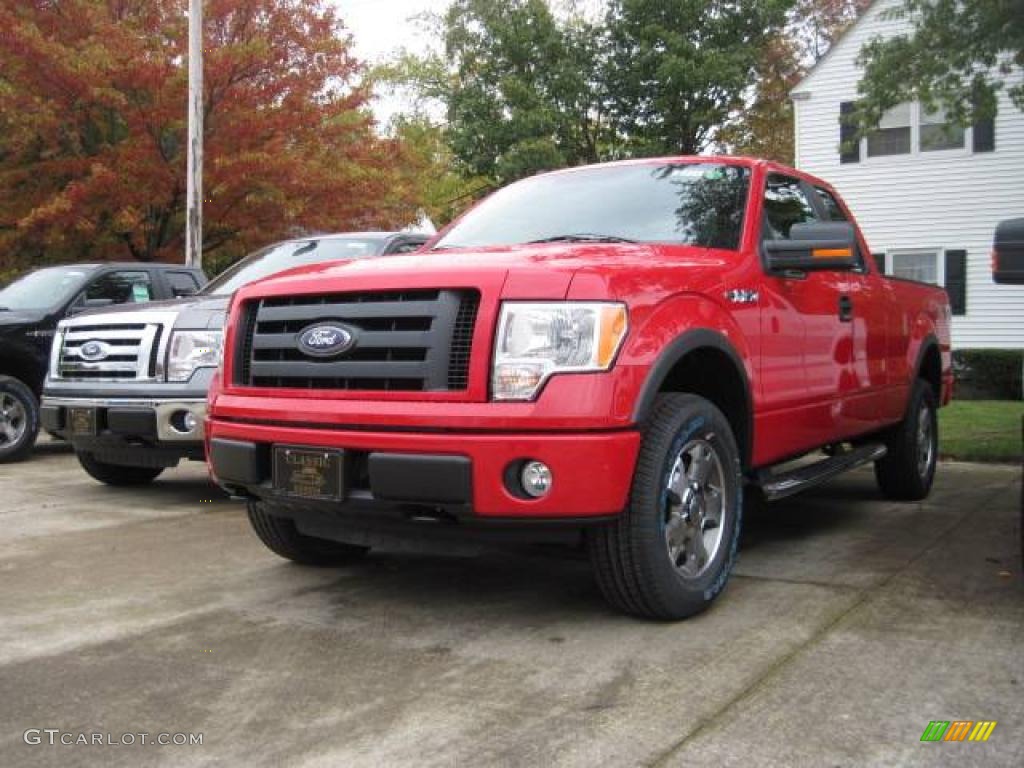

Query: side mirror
[[764, 221, 859, 273], [993, 217, 1024, 285]]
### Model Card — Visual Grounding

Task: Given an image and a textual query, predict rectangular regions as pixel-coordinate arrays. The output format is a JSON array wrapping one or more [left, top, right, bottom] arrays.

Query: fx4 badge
[[724, 289, 759, 305]]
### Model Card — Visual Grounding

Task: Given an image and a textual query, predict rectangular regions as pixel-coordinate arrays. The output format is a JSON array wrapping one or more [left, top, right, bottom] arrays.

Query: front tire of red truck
[[589, 393, 743, 621], [247, 501, 370, 567]]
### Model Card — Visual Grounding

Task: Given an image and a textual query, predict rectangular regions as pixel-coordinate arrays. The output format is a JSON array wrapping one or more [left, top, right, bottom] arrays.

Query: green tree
[[856, 0, 1024, 129], [602, 0, 791, 156], [441, 0, 611, 182]]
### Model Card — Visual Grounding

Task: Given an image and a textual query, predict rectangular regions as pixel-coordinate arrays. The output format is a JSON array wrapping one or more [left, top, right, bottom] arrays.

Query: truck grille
[[57, 323, 161, 381], [236, 289, 480, 392]]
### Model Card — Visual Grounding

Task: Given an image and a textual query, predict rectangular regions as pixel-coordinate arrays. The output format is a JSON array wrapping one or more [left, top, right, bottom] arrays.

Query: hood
[[66, 294, 230, 330], [0, 309, 47, 329], [235, 242, 727, 303]]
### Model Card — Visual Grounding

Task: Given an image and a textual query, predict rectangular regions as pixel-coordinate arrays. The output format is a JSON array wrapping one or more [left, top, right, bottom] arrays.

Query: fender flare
[[909, 333, 942, 402], [632, 328, 754, 466]]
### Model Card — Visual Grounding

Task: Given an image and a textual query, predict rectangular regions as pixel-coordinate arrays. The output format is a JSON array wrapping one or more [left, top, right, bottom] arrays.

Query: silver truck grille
[[55, 323, 163, 382]]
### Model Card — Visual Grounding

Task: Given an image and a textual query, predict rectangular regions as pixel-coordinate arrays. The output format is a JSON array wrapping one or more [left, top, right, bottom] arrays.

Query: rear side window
[[814, 187, 849, 222], [388, 240, 425, 255], [86, 271, 152, 304], [763, 175, 819, 239], [167, 271, 201, 297]]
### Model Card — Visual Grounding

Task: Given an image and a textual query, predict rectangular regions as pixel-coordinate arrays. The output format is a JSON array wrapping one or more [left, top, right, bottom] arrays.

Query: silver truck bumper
[[41, 397, 207, 442]]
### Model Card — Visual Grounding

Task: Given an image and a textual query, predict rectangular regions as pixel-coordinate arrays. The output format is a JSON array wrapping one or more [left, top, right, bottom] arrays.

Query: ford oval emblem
[[297, 324, 356, 358], [79, 340, 111, 362]]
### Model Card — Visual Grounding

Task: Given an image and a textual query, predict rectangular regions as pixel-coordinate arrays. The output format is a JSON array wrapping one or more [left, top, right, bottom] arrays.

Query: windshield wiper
[[528, 234, 637, 244], [0, 306, 10, 311]]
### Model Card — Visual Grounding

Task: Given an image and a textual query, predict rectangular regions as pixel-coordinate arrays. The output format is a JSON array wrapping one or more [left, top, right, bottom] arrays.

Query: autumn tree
[[0, 0, 421, 271], [723, 0, 872, 163]]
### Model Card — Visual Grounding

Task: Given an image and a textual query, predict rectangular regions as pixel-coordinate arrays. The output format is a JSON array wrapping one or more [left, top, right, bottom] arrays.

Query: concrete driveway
[[1, 439, 1021, 767]]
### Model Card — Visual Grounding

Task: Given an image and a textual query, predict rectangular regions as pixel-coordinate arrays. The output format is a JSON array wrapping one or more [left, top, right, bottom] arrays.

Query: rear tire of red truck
[[247, 501, 370, 566], [588, 393, 743, 621], [874, 378, 938, 501]]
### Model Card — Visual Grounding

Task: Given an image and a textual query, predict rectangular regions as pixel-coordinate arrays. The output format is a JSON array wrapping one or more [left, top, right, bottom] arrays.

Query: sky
[[329, 0, 452, 123]]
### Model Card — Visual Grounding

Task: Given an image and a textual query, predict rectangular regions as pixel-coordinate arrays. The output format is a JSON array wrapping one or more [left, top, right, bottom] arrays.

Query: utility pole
[[185, 0, 203, 269]]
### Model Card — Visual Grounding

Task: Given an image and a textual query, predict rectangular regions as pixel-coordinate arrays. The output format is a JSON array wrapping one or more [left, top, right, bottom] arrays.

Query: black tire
[[247, 500, 370, 566], [76, 451, 165, 486], [0, 375, 40, 464], [588, 393, 744, 620], [874, 379, 938, 501]]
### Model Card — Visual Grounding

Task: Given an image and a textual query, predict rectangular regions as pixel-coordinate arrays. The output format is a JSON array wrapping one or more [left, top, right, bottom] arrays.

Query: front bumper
[[207, 417, 641, 521], [42, 396, 207, 458]]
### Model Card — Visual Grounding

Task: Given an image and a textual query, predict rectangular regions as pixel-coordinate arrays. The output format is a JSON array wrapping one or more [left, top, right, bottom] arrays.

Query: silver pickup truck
[[42, 232, 427, 485]]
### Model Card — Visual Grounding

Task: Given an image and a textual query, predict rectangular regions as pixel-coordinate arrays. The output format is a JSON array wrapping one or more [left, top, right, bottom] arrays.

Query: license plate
[[273, 446, 345, 501], [68, 408, 97, 437]]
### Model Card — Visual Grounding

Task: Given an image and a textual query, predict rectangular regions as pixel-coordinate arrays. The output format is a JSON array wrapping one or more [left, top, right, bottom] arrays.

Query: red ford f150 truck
[[207, 157, 952, 620]]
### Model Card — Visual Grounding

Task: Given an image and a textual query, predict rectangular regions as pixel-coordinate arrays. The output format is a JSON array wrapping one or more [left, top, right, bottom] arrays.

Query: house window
[[890, 250, 939, 284], [867, 103, 912, 157], [920, 106, 965, 151], [839, 100, 994, 161]]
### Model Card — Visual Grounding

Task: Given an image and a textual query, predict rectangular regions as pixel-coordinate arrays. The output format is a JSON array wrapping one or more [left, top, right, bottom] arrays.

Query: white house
[[791, 0, 1024, 350]]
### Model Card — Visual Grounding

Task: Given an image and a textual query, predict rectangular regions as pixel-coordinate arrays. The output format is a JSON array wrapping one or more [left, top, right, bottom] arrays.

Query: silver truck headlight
[[167, 330, 223, 383], [492, 302, 628, 401]]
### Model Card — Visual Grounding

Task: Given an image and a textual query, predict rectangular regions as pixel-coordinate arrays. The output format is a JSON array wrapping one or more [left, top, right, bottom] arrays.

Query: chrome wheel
[[916, 403, 935, 479], [664, 439, 727, 579], [0, 393, 27, 446]]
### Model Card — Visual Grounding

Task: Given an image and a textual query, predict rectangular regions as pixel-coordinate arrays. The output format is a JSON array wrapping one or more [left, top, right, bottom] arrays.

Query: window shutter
[[972, 116, 995, 152], [839, 102, 860, 164], [944, 250, 967, 316], [872, 252, 887, 274]]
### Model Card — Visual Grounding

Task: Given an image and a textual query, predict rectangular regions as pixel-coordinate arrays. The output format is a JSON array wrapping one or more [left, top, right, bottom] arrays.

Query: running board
[[756, 443, 887, 501]]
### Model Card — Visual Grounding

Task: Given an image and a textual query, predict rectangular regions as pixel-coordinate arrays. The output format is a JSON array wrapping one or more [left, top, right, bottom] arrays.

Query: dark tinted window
[[434, 163, 751, 251], [167, 271, 201, 297], [814, 188, 848, 222], [203, 238, 389, 296], [763, 175, 819, 239], [85, 271, 152, 304]]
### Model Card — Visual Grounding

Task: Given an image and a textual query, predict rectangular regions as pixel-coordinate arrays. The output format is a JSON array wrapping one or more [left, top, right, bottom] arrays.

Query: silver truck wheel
[[0, 376, 40, 463], [588, 393, 743, 620]]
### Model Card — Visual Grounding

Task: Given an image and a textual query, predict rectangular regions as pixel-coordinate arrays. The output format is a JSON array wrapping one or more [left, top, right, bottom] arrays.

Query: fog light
[[170, 410, 197, 434], [520, 461, 552, 498]]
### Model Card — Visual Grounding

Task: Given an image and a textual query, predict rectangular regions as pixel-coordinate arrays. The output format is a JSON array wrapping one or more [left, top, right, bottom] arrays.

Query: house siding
[[792, 0, 1024, 350]]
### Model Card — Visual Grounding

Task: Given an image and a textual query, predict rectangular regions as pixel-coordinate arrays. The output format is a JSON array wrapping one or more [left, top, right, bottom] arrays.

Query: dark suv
[[0, 263, 207, 462]]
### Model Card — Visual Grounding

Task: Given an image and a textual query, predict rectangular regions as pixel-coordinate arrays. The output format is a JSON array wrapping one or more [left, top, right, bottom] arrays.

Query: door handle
[[839, 295, 853, 322]]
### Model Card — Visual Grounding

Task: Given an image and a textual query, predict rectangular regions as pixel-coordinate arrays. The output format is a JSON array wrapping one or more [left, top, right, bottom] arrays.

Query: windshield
[[202, 238, 389, 296], [434, 162, 751, 251], [0, 266, 93, 311]]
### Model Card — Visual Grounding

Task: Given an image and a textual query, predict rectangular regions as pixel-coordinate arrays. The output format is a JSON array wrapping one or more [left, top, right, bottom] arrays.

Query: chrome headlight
[[167, 330, 223, 382], [492, 302, 628, 401]]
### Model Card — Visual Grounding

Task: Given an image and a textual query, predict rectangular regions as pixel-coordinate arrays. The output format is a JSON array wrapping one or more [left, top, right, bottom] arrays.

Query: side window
[[814, 188, 848, 222], [85, 271, 152, 305], [387, 239, 425, 255], [167, 271, 201, 297], [763, 175, 819, 240]]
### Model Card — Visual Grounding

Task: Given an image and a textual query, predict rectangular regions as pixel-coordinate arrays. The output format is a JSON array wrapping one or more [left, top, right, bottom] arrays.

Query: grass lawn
[[939, 400, 1024, 463]]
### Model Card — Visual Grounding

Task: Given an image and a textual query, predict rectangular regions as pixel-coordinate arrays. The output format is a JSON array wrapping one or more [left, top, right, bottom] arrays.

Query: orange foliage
[[0, 0, 423, 267]]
